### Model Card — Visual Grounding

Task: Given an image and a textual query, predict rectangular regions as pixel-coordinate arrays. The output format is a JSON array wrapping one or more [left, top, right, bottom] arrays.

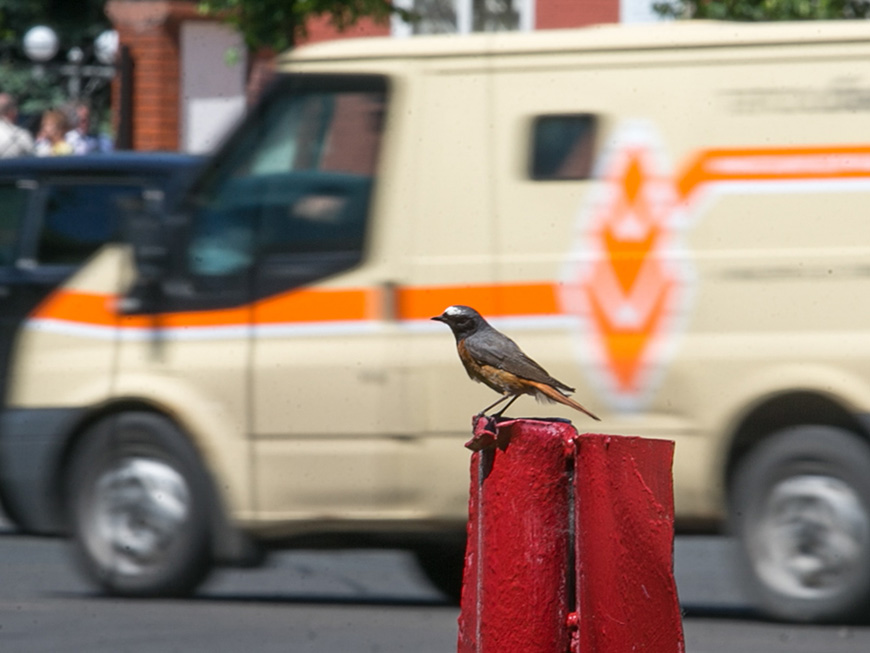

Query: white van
[[3, 20, 870, 621]]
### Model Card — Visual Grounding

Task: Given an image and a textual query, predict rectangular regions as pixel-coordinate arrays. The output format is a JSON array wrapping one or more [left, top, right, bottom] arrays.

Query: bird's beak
[[431, 315, 445, 323]]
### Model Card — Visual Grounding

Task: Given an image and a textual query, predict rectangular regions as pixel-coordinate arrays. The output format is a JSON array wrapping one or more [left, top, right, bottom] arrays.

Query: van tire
[[65, 412, 215, 597], [730, 425, 870, 623]]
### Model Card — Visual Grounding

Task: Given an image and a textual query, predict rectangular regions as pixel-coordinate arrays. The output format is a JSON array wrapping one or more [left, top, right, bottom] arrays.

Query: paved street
[[0, 531, 455, 653], [1, 521, 869, 652]]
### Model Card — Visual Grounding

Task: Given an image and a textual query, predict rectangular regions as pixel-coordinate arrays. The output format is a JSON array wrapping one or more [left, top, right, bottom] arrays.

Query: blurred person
[[0, 93, 34, 158], [64, 102, 112, 154], [35, 109, 73, 157]]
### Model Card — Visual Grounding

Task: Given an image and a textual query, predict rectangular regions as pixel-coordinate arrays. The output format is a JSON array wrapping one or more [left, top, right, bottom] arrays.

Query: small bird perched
[[432, 305, 600, 420]]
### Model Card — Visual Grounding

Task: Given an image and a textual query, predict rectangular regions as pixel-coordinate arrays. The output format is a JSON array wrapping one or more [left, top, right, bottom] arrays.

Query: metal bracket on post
[[457, 417, 685, 653]]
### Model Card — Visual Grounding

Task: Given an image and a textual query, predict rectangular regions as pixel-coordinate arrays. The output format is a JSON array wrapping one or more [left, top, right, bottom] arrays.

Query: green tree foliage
[[197, 0, 412, 52], [654, 0, 870, 20], [0, 63, 64, 117]]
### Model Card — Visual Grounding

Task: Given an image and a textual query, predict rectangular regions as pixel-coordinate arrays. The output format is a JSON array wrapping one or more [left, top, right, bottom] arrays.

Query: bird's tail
[[527, 380, 601, 421]]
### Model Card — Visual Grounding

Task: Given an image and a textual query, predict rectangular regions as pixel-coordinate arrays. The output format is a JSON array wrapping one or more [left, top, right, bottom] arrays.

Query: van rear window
[[530, 114, 597, 181]]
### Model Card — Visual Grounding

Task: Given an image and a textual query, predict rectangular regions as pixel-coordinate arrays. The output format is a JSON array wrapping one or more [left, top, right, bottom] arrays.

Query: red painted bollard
[[572, 433, 685, 652], [457, 417, 685, 653], [457, 418, 574, 653]]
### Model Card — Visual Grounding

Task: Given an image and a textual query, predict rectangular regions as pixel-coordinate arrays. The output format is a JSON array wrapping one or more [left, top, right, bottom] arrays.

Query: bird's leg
[[483, 395, 519, 419], [477, 393, 514, 417], [491, 394, 520, 419]]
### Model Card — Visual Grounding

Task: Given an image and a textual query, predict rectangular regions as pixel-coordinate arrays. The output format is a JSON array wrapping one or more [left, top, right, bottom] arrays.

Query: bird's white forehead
[[444, 305, 464, 317]]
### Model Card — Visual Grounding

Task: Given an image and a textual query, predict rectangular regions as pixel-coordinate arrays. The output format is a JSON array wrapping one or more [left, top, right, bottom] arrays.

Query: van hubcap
[[751, 475, 869, 599], [84, 458, 190, 576]]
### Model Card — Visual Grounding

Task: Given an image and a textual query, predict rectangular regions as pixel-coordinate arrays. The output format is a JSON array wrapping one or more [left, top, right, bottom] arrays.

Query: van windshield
[[187, 75, 388, 278]]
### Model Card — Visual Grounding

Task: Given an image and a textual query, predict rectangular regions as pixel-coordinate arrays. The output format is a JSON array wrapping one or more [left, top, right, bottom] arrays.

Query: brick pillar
[[107, 1, 203, 151], [535, 0, 619, 28], [107, 2, 391, 151]]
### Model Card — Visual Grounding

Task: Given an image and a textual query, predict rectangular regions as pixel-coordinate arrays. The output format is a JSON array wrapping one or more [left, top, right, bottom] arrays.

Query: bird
[[432, 305, 600, 421]]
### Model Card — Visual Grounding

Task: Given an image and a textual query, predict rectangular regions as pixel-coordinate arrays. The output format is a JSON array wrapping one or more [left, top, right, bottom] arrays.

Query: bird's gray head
[[431, 305, 487, 340]]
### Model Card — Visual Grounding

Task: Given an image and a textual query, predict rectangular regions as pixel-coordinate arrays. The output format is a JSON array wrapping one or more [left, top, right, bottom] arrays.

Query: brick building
[[106, 0, 657, 152]]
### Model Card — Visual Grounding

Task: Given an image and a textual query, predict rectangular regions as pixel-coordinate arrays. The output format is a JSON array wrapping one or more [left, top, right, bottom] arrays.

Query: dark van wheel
[[65, 412, 215, 597], [730, 426, 870, 623]]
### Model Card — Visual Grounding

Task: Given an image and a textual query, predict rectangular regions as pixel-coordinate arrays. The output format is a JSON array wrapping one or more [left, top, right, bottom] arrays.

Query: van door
[[251, 77, 412, 520], [185, 74, 405, 521]]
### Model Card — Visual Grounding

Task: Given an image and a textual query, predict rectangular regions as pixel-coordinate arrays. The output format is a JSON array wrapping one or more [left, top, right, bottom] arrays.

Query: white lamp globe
[[94, 29, 118, 65], [23, 25, 60, 63]]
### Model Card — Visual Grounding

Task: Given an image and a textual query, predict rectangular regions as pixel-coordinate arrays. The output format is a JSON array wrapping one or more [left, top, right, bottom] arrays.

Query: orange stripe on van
[[396, 283, 559, 320], [31, 282, 563, 330], [254, 287, 376, 323], [32, 288, 377, 329], [32, 290, 147, 328], [677, 145, 870, 199]]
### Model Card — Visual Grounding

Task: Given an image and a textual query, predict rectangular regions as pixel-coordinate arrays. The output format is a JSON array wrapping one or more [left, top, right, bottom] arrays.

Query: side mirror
[[120, 188, 169, 314]]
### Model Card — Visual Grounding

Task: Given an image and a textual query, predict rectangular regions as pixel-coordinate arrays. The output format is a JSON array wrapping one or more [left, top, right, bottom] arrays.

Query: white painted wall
[[180, 22, 247, 154]]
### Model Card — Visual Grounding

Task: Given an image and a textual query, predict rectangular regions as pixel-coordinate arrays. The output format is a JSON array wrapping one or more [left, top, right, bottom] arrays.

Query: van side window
[[530, 114, 597, 181], [0, 183, 29, 266], [255, 92, 383, 257], [37, 182, 138, 266], [187, 75, 387, 283]]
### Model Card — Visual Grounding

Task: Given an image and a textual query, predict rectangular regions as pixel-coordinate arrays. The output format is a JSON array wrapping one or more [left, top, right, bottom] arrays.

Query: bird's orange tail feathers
[[527, 380, 601, 421]]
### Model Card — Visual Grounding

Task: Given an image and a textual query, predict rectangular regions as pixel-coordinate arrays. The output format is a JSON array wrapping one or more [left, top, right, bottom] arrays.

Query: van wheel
[[730, 426, 870, 622], [65, 412, 215, 597]]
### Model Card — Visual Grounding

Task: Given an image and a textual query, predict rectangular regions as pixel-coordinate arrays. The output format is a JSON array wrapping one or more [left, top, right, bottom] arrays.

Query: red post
[[458, 418, 685, 653], [572, 434, 685, 652], [457, 418, 574, 653]]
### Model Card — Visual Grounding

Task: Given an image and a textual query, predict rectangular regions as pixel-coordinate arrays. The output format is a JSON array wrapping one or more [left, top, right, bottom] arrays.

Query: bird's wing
[[464, 328, 574, 392]]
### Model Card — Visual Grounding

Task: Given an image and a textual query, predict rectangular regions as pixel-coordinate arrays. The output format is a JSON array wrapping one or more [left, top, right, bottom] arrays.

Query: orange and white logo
[[561, 122, 689, 409], [563, 121, 870, 409]]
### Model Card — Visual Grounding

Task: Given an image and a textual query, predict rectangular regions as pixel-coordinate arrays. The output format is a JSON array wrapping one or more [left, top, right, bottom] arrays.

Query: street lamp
[[19, 25, 124, 149], [22, 27, 119, 101], [22, 25, 60, 63], [94, 29, 119, 66]]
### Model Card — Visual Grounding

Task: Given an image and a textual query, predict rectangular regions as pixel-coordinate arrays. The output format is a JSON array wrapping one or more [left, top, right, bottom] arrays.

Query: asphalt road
[[1, 519, 869, 652]]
